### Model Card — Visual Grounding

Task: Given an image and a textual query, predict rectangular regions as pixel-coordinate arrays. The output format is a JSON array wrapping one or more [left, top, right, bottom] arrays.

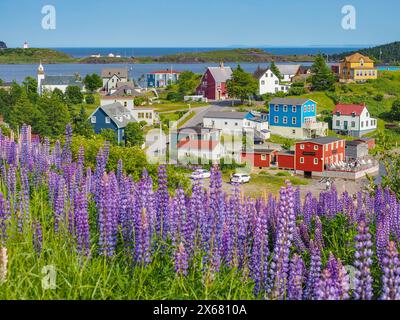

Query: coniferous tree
[[311, 54, 336, 91]]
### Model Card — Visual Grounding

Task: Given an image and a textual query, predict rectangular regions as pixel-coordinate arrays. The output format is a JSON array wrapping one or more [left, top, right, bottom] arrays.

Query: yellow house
[[339, 53, 378, 83]]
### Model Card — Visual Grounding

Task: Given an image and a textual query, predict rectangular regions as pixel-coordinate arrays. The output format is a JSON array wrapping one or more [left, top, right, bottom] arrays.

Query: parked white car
[[230, 173, 251, 184], [190, 169, 211, 180]]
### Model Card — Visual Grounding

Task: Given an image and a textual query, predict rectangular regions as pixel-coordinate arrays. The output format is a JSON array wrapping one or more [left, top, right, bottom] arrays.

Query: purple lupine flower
[[303, 192, 313, 225], [380, 241, 400, 300], [304, 240, 321, 300], [315, 269, 340, 300], [299, 220, 310, 248], [293, 225, 306, 253], [54, 177, 66, 232], [32, 221, 43, 254], [376, 204, 391, 267], [314, 216, 324, 250], [268, 182, 296, 299], [134, 207, 152, 265], [287, 254, 305, 300], [0, 192, 9, 245], [174, 242, 189, 276], [294, 187, 301, 217], [155, 165, 169, 239], [61, 123, 73, 165], [74, 190, 90, 256], [97, 173, 119, 257], [250, 205, 269, 296], [324, 253, 350, 300], [354, 220, 373, 300]]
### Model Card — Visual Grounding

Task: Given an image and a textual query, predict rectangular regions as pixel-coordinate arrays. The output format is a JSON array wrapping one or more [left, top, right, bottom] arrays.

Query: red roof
[[333, 104, 366, 116], [177, 139, 219, 151], [148, 70, 181, 74]]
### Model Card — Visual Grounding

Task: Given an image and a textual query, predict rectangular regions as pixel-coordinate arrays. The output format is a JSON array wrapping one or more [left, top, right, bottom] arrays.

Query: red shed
[[196, 63, 232, 100], [241, 148, 277, 168], [276, 150, 295, 170], [355, 137, 375, 150], [295, 137, 345, 177]]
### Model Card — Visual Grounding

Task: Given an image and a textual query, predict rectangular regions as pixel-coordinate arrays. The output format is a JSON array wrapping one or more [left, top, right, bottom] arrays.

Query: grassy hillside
[[331, 41, 400, 64], [138, 48, 315, 63], [0, 48, 75, 64], [287, 71, 400, 118]]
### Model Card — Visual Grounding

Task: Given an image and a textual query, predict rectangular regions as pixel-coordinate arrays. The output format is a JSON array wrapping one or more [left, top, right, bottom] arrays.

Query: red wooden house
[[295, 137, 345, 177], [276, 150, 295, 170], [241, 148, 278, 169], [196, 63, 232, 100]]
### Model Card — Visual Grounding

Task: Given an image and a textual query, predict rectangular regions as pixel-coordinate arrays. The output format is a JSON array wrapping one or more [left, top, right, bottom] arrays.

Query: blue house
[[146, 69, 181, 88], [268, 98, 328, 139], [88, 102, 137, 144]]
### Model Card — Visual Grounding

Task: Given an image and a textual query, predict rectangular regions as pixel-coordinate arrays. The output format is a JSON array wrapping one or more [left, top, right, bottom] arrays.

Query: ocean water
[[0, 62, 312, 83], [53, 47, 359, 58]]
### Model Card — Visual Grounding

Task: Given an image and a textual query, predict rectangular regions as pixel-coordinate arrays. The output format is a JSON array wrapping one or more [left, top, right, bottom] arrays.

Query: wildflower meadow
[[0, 124, 399, 300]]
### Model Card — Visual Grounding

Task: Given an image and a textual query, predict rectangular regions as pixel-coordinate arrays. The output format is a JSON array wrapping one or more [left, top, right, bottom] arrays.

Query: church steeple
[[37, 61, 45, 95]]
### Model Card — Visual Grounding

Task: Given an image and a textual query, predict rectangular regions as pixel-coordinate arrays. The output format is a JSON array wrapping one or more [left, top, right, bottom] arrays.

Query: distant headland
[[0, 42, 399, 65]]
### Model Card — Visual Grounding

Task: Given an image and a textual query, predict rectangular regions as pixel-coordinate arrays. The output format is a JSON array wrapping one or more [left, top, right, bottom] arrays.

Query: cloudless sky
[[0, 0, 399, 47]]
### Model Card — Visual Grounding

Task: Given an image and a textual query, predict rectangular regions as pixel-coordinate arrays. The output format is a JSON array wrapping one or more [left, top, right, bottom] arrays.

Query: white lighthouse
[[37, 62, 45, 95], [23, 41, 29, 49]]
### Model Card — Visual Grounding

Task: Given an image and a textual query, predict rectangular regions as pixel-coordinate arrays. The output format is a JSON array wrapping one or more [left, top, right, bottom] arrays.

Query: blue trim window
[[292, 117, 296, 124], [283, 117, 288, 124], [274, 116, 278, 124], [274, 105, 279, 112], [91, 116, 96, 124], [283, 105, 288, 112], [105, 117, 111, 124], [292, 105, 296, 112]]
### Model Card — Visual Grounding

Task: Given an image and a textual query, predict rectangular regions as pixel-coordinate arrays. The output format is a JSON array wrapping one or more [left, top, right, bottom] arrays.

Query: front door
[[344, 121, 348, 130]]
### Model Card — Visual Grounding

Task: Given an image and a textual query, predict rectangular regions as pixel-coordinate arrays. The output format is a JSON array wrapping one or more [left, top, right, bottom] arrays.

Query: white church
[[37, 62, 84, 95]]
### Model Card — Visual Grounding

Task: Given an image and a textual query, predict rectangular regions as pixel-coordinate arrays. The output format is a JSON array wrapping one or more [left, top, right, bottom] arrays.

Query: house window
[[361, 121, 364, 128], [225, 122, 228, 125], [314, 158, 318, 165], [283, 117, 288, 124], [261, 80, 265, 85], [336, 120, 340, 127], [300, 144, 304, 150], [292, 117, 296, 125], [105, 117, 111, 124], [351, 121, 355, 127], [292, 106, 296, 112], [292, 129, 296, 134], [91, 116, 96, 124], [124, 102, 127, 107], [283, 105, 288, 112], [261, 154, 267, 161], [304, 106, 306, 112], [311, 105, 315, 112], [300, 157, 304, 164], [366, 120, 369, 127], [274, 105, 279, 112], [314, 145, 318, 151], [235, 122, 238, 126], [275, 80, 279, 85], [274, 116, 278, 124], [366, 112, 369, 117], [325, 144, 328, 151]]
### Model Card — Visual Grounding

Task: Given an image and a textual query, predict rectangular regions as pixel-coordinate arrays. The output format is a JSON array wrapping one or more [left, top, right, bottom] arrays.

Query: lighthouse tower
[[37, 62, 45, 95]]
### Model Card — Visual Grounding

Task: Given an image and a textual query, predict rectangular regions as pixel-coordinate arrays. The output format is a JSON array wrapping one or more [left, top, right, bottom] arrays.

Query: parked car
[[230, 173, 251, 184], [190, 169, 211, 179]]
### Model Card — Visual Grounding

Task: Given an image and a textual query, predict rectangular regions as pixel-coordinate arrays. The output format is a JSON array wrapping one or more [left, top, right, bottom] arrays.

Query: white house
[[37, 63, 84, 95], [100, 98, 156, 126], [203, 111, 249, 133], [101, 68, 129, 93], [254, 64, 300, 95], [177, 139, 223, 163], [332, 104, 377, 137]]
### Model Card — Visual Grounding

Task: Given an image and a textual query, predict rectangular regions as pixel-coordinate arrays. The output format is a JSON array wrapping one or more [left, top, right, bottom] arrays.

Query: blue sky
[[0, 0, 399, 47]]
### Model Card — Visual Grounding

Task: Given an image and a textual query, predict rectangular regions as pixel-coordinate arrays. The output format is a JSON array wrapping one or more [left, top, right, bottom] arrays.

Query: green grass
[[153, 101, 207, 113], [178, 111, 196, 128], [0, 48, 75, 64]]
